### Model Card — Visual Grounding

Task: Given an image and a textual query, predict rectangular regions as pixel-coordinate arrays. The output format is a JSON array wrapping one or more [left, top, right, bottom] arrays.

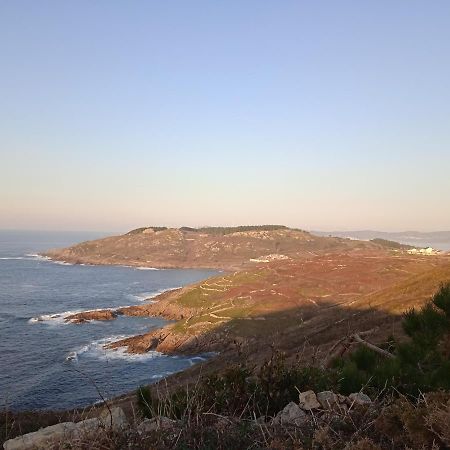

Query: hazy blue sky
[[1, 1, 449, 232]]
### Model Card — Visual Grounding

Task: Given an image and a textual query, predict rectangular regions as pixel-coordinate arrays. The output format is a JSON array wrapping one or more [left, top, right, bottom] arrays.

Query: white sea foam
[[0, 257, 29, 260], [127, 291, 160, 302], [28, 311, 78, 325], [149, 371, 175, 379], [26, 253, 74, 265], [188, 356, 207, 366], [119, 265, 160, 270], [127, 287, 181, 303], [2, 254, 71, 265], [71, 337, 214, 365], [66, 351, 78, 361], [29, 287, 180, 325], [0, 255, 47, 260], [69, 335, 164, 361], [25, 253, 51, 261], [28, 306, 126, 325]]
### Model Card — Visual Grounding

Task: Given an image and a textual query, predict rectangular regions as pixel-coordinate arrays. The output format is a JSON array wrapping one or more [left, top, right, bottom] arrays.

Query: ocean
[[313, 230, 450, 251], [0, 230, 218, 411]]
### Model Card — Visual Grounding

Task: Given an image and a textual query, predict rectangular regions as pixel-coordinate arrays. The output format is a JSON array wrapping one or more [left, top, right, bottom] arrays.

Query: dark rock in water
[[65, 309, 118, 324], [66, 352, 77, 361]]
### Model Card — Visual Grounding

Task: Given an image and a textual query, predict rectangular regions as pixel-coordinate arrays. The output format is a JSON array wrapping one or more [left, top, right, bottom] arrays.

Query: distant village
[[407, 247, 439, 256]]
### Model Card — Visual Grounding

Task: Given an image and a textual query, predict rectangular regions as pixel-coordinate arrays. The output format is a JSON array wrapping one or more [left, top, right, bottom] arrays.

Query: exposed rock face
[[316, 391, 339, 409], [268, 391, 374, 432], [118, 287, 185, 320], [3, 422, 77, 450], [137, 416, 177, 434], [3, 407, 127, 450], [272, 402, 308, 426], [348, 392, 372, 406], [65, 309, 119, 324], [298, 390, 320, 410], [105, 324, 227, 355]]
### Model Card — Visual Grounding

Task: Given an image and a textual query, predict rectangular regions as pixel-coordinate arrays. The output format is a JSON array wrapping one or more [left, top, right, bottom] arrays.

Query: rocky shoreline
[[57, 250, 450, 364], [65, 309, 120, 323], [62, 285, 227, 355]]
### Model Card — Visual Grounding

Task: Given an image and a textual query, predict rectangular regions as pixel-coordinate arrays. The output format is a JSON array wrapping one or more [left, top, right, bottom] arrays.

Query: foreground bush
[[47, 391, 450, 449], [138, 355, 340, 421], [334, 283, 450, 396]]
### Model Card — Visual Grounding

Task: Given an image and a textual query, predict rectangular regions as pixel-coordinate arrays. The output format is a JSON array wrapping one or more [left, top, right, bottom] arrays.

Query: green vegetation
[[334, 283, 450, 396], [126, 227, 168, 235], [135, 346, 450, 449], [176, 287, 208, 307], [229, 269, 267, 284], [172, 314, 226, 334], [370, 238, 414, 250], [180, 225, 289, 235], [138, 353, 339, 420]]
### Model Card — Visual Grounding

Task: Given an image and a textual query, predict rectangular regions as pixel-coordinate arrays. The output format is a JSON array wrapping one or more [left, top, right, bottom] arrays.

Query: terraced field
[[112, 249, 450, 366]]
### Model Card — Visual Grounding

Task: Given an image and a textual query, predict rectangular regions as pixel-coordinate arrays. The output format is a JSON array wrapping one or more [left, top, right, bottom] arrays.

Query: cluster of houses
[[407, 247, 439, 256]]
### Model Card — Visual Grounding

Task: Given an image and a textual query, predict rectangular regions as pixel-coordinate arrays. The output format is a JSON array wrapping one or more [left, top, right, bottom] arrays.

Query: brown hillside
[[108, 250, 450, 361], [45, 226, 386, 270]]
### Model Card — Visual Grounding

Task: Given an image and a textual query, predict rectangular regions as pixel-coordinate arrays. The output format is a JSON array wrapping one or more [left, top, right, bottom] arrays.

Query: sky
[[1, 1, 449, 232]]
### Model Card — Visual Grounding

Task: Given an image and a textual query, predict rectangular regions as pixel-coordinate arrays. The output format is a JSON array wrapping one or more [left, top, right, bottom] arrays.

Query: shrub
[[335, 283, 450, 396]]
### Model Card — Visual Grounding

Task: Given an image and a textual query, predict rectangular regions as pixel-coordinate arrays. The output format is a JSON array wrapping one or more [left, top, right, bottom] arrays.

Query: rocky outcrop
[[105, 323, 229, 355], [65, 309, 119, 324], [298, 390, 320, 410], [347, 392, 372, 406], [272, 402, 308, 426], [316, 391, 339, 409], [118, 287, 187, 321], [136, 416, 178, 434], [3, 407, 127, 450], [269, 390, 372, 429]]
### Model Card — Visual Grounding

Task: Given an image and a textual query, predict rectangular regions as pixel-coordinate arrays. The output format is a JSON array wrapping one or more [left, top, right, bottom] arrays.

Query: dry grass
[[23, 390, 448, 450]]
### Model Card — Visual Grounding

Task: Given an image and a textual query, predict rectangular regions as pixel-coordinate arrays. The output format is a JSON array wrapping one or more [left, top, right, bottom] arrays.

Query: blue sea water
[[0, 230, 218, 411]]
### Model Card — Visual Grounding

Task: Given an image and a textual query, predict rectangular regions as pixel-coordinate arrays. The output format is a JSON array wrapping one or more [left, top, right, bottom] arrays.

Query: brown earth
[[107, 249, 450, 364], [43, 226, 385, 270]]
